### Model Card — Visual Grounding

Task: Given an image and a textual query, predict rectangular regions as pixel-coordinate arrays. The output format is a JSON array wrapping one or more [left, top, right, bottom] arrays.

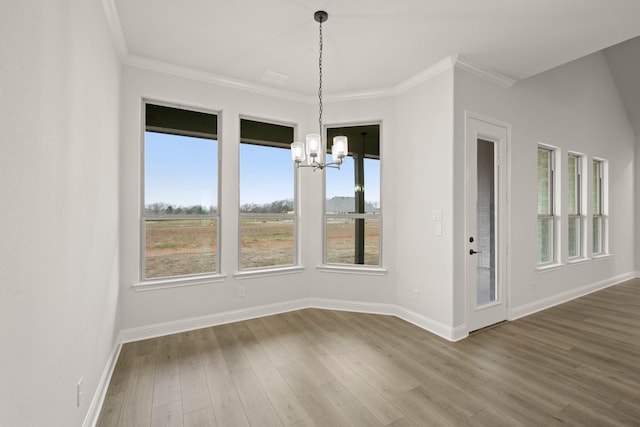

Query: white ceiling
[[111, 0, 640, 97]]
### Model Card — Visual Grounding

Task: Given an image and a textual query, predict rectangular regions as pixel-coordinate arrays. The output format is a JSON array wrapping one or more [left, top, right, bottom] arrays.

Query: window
[[239, 119, 296, 270], [537, 146, 556, 265], [592, 159, 606, 255], [325, 124, 381, 266], [142, 103, 219, 280], [568, 153, 584, 259]]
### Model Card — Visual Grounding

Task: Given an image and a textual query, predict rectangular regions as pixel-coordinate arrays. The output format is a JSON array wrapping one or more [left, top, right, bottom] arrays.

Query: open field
[[145, 218, 380, 278]]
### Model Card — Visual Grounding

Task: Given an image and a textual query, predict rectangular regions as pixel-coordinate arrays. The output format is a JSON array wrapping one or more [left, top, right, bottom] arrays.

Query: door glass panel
[[476, 139, 496, 305]]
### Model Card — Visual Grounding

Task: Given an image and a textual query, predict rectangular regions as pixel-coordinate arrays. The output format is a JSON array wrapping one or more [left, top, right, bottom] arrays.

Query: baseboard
[[508, 271, 637, 320], [82, 332, 123, 427], [120, 298, 309, 343], [395, 306, 466, 342], [308, 297, 397, 316]]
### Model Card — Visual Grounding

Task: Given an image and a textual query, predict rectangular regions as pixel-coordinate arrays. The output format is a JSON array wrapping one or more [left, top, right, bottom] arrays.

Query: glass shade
[[306, 133, 321, 159], [291, 141, 305, 163], [332, 135, 348, 164]]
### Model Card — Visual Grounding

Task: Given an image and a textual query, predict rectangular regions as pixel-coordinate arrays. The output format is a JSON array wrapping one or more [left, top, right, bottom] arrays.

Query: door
[[466, 114, 509, 332]]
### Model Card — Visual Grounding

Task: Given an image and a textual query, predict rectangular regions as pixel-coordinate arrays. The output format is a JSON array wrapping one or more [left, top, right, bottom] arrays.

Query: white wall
[[119, 66, 398, 332], [453, 52, 635, 324], [395, 69, 456, 328], [0, 1, 121, 426]]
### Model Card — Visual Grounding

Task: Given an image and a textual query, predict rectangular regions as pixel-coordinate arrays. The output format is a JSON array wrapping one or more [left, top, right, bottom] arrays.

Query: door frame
[[464, 111, 511, 332]]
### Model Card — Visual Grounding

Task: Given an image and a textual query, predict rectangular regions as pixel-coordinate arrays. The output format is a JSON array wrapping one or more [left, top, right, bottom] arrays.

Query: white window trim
[[591, 157, 608, 257], [567, 152, 587, 261], [140, 99, 222, 286], [537, 144, 560, 268], [238, 116, 299, 272], [322, 121, 383, 270]]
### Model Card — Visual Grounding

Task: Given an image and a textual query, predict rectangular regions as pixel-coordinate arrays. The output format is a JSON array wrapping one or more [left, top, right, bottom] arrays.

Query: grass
[[145, 218, 380, 278]]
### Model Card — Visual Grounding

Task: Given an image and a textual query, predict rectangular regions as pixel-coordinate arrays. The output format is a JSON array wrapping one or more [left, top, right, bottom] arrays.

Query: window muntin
[[568, 153, 583, 259], [142, 103, 219, 280], [537, 146, 555, 265], [592, 159, 606, 255], [239, 118, 296, 270], [325, 124, 381, 266]]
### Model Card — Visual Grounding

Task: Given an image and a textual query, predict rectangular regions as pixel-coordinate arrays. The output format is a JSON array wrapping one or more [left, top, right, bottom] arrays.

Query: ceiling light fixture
[[291, 11, 348, 171]]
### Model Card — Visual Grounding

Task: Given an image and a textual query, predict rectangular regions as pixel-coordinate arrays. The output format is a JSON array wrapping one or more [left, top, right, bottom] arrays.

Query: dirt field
[[145, 218, 380, 278]]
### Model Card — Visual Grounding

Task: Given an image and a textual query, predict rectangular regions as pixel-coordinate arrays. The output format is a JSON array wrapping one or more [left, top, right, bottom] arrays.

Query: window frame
[[592, 158, 607, 256], [237, 116, 299, 273], [537, 144, 559, 267], [322, 122, 383, 270], [567, 152, 585, 261], [139, 100, 223, 287]]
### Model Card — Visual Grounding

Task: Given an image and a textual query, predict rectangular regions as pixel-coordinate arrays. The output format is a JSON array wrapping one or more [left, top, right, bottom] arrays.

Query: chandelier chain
[[318, 19, 323, 139]]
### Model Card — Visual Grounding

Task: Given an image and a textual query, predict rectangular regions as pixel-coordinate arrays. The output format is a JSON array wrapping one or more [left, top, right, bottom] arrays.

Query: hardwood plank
[[151, 401, 183, 427], [319, 380, 383, 426], [178, 339, 211, 415], [153, 336, 181, 408], [231, 368, 283, 427], [96, 391, 124, 427], [118, 354, 156, 427], [183, 407, 217, 427], [205, 364, 249, 427], [251, 365, 309, 425], [213, 323, 252, 373], [279, 361, 351, 427], [312, 344, 403, 424]]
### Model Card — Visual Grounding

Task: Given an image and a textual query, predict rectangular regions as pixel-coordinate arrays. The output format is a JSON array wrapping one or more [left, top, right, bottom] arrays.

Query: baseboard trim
[[307, 298, 464, 341], [508, 271, 637, 320], [82, 333, 123, 427], [120, 299, 310, 343]]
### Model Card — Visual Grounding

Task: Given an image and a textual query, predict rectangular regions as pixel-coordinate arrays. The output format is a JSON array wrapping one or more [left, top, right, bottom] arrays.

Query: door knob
[[469, 249, 481, 255]]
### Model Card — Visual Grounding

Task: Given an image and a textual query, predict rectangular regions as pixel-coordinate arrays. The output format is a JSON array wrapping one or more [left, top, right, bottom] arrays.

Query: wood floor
[[97, 279, 640, 426]]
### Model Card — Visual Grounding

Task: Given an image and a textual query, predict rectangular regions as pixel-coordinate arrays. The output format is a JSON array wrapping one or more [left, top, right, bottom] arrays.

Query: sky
[[145, 131, 380, 208]]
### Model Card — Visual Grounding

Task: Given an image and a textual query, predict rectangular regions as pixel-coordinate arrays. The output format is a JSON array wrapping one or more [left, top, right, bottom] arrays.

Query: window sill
[[234, 265, 304, 280], [592, 253, 612, 262], [317, 264, 388, 276], [133, 273, 227, 292], [536, 263, 565, 273]]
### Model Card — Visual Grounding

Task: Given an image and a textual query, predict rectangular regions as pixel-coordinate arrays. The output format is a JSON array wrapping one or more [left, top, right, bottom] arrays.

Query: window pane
[[592, 161, 601, 215], [240, 144, 294, 208], [537, 149, 551, 215], [593, 216, 602, 254], [145, 132, 218, 214], [326, 217, 380, 265], [325, 125, 381, 267], [568, 155, 578, 215], [240, 218, 294, 269], [239, 119, 296, 270], [537, 217, 553, 264], [568, 216, 580, 258], [145, 219, 217, 278], [143, 104, 219, 280]]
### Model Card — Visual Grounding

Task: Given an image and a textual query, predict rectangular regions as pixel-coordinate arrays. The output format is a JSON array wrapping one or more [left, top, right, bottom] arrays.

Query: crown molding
[[124, 54, 309, 104], [100, 0, 128, 59], [103, 0, 515, 101], [453, 56, 518, 88]]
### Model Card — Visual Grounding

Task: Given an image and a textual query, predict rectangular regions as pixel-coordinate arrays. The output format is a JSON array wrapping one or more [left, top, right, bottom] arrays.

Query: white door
[[465, 114, 509, 332]]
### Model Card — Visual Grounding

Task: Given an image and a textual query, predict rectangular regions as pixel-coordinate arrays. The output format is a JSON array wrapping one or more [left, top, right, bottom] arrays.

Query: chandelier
[[291, 11, 348, 171]]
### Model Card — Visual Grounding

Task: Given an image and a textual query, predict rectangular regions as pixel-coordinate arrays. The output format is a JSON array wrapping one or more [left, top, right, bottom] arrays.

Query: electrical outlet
[[76, 377, 83, 408], [238, 286, 246, 297], [411, 288, 420, 301]]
